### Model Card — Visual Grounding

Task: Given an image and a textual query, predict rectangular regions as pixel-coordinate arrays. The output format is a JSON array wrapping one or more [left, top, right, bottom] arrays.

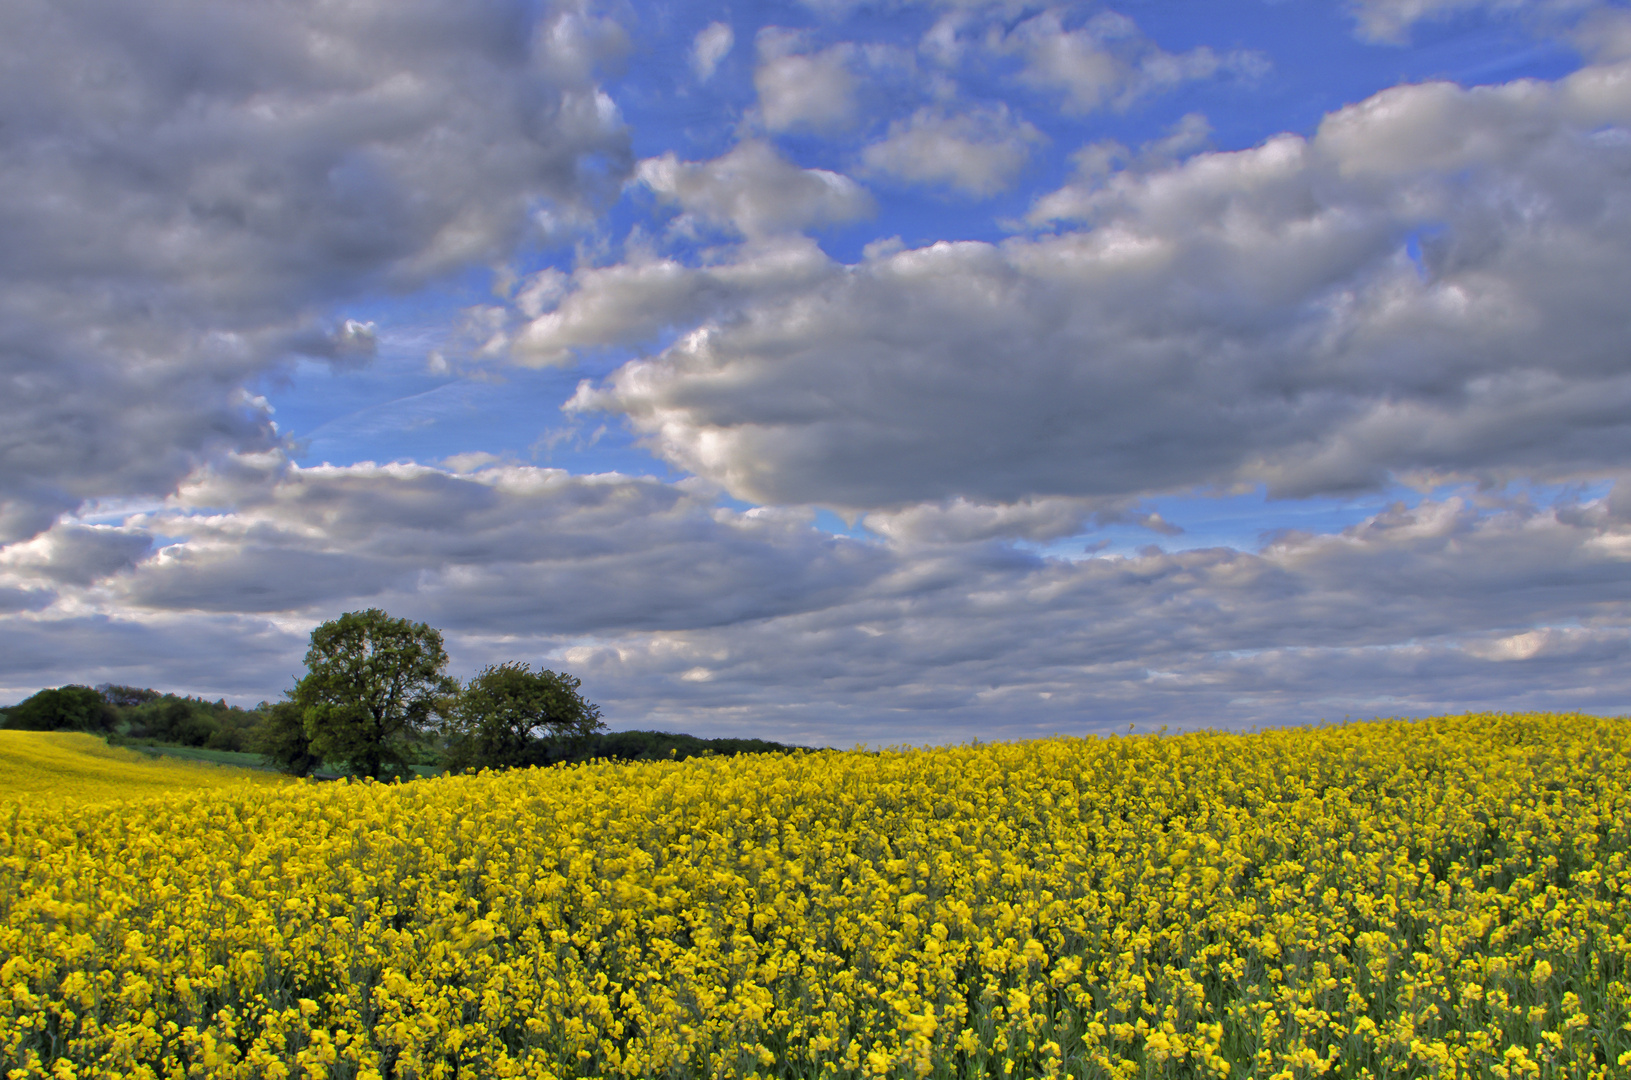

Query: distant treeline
[[0, 684, 263, 751], [0, 684, 808, 771], [518, 730, 812, 766]]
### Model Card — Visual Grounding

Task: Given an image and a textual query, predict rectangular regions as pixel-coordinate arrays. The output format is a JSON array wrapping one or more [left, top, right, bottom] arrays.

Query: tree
[[252, 699, 323, 777], [443, 663, 603, 772], [292, 609, 455, 780], [3, 685, 116, 732]]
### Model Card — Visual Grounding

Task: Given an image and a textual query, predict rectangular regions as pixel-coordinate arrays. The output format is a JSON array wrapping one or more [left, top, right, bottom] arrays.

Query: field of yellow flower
[[0, 731, 286, 805], [2, 713, 1629, 1079]]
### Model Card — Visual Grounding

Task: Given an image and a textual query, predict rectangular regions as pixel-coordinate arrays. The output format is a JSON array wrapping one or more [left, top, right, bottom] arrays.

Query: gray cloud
[[6, 460, 1631, 741], [548, 489, 1631, 743], [568, 59, 1631, 510], [97, 456, 893, 634], [0, 525, 154, 586], [0, 613, 306, 706], [0, 0, 630, 542]]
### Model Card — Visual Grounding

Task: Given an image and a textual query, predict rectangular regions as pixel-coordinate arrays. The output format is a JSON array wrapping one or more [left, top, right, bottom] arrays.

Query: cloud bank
[[6, 455, 1631, 742], [0, 0, 629, 542], [569, 60, 1631, 512]]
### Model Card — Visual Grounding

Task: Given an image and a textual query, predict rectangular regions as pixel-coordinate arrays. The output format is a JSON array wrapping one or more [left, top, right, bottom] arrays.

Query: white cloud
[[996, 8, 1268, 114], [861, 105, 1046, 197], [569, 58, 1631, 511], [691, 21, 735, 81], [755, 30, 860, 132], [636, 141, 875, 237], [1028, 113, 1214, 222], [0, 0, 631, 543], [513, 236, 839, 365], [861, 497, 1110, 544]]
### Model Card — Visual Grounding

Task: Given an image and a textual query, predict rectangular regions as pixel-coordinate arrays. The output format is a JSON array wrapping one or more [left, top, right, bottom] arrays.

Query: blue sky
[[4, 0, 1631, 744]]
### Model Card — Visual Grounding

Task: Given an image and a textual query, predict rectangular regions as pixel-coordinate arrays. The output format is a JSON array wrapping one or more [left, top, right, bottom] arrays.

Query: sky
[[4, 0, 1631, 746]]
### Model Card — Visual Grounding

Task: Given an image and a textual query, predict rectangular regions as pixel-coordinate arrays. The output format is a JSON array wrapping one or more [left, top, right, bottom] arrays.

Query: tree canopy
[[2, 685, 116, 732], [293, 609, 454, 780], [442, 663, 603, 772]]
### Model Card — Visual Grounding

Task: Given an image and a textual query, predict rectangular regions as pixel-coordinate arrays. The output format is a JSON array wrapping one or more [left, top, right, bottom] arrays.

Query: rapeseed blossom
[[2, 714, 1629, 1078], [0, 732, 286, 805]]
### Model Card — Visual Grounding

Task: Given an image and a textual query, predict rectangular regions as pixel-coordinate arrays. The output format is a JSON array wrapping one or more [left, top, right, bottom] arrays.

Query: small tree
[[443, 663, 603, 772], [293, 609, 455, 780]]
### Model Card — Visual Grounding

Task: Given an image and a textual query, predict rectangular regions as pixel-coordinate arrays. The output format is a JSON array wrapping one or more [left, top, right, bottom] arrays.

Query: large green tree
[[293, 609, 455, 780], [442, 662, 603, 772]]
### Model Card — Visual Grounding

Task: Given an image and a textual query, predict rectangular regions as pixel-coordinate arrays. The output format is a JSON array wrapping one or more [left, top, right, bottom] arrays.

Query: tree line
[[0, 609, 805, 778]]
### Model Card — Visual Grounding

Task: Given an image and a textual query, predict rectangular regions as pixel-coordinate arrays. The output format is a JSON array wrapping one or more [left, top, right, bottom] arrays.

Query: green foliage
[[2, 685, 116, 732], [293, 609, 455, 781], [115, 692, 262, 751], [443, 663, 604, 772], [251, 699, 323, 777], [138, 698, 215, 746]]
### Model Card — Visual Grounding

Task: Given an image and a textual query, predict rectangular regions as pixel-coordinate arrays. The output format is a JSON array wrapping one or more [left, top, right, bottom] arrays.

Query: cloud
[[569, 59, 1631, 511], [861, 105, 1046, 197], [90, 455, 892, 636], [1347, 0, 1595, 44], [10, 461, 1631, 740], [755, 30, 861, 132], [861, 497, 1111, 545], [1575, 6, 1631, 61], [1027, 113, 1214, 221], [0, 525, 154, 587], [7, 452, 1631, 739], [0, 0, 631, 543], [511, 236, 839, 365], [547, 489, 1631, 743], [488, 145, 871, 364], [996, 8, 1268, 114], [691, 21, 735, 81], [636, 141, 875, 237]]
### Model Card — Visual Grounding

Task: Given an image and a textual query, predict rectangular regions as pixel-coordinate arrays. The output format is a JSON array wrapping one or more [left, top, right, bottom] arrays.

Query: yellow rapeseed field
[[0, 732, 286, 805], [2, 714, 1629, 1079]]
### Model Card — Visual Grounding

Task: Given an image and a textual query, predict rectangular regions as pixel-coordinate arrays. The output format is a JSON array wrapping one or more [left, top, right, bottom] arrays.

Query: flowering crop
[[2, 714, 1629, 1079], [0, 732, 285, 806]]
